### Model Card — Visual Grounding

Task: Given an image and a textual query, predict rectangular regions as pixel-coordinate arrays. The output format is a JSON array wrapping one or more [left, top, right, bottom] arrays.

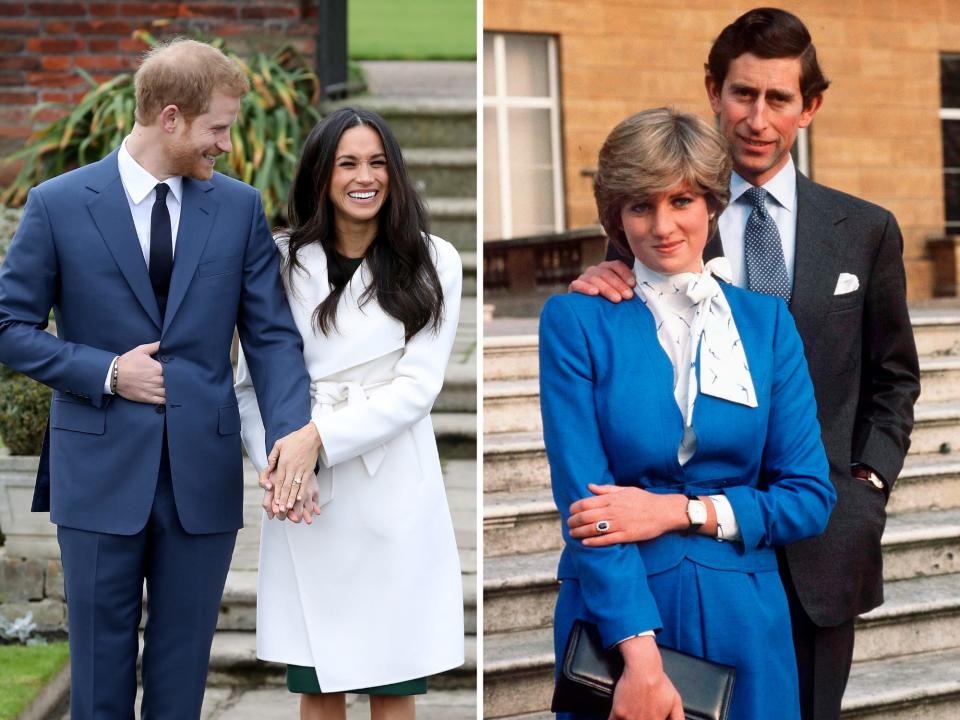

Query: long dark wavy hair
[[284, 108, 444, 342]]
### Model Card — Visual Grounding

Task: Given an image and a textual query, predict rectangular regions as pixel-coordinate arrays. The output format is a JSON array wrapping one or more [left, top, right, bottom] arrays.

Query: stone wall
[[484, 0, 960, 300], [0, 552, 65, 633]]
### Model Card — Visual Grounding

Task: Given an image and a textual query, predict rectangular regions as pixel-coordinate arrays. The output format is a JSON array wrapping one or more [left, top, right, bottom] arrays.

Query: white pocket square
[[834, 273, 859, 295]]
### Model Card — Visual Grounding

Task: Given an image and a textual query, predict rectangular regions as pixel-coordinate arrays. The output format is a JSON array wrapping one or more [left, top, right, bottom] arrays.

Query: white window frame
[[794, 127, 810, 177], [483, 32, 565, 239]]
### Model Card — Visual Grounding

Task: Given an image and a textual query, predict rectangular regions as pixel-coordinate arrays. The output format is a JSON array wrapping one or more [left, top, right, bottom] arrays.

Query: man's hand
[[259, 423, 322, 512], [568, 260, 635, 302], [115, 341, 165, 403], [568, 484, 688, 546], [610, 636, 684, 720]]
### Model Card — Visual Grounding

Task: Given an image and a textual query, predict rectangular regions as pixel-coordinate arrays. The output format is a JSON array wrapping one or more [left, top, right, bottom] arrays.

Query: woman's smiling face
[[620, 180, 710, 274], [329, 124, 389, 229]]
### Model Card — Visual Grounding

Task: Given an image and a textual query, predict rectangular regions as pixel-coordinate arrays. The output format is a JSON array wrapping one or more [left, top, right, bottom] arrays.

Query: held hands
[[568, 260, 635, 303], [115, 341, 165, 403], [568, 484, 689, 546], [610, 636, 683, 720], [261, 472, 322, 524], [259, 422, 322, 513]]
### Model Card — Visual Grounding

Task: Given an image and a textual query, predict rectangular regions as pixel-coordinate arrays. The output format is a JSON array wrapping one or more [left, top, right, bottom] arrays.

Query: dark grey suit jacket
[[607, 171, 921, 626]]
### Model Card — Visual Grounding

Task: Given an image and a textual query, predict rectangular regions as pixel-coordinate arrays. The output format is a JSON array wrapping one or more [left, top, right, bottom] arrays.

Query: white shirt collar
[[729, 154, 796, 213], [118, 136, 183, 206]]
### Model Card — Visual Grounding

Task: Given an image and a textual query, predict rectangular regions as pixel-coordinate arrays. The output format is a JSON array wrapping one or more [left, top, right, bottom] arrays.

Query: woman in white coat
[[234, 108, 464, 720]]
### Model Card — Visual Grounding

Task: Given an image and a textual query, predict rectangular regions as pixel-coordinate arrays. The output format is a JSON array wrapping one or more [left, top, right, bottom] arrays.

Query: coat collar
[[286, 244, 405, 378], [84, 148, 217, 334]]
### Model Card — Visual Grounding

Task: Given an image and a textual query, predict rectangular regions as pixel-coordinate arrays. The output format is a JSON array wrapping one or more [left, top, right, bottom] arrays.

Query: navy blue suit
[[539, 285, 835, 720], [0, 150, 311, 718]]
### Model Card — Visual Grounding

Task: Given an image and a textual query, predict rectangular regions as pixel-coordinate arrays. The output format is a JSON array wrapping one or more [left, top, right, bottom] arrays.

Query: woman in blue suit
[[539, 108, 835, 720]]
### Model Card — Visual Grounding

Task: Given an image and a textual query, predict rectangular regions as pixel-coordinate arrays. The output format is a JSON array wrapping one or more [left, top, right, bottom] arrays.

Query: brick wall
[[485, 0, 960, 300], [0, 0, 319, 180]]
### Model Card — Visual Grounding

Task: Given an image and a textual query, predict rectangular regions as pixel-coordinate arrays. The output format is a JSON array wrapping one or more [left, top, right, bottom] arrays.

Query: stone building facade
[[483, 0, 960, 299]]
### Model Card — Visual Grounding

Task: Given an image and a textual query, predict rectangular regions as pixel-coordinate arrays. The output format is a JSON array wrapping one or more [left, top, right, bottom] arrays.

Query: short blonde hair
[[594, 108, 732, 255], [134, 38, 249, 124]]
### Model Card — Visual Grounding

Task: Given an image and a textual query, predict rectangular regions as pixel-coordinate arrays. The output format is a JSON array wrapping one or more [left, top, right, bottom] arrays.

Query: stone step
[[483, 626, 960, 719], [888, 454, 960, 514], [433, 413, 477, 458], [217, 566, 478, 636], [483, 507, 960, 636], [326, 97, 476, 149], [483, 627, 554, 719], [483, 379, 540, 435], [405, 147, 476, 199], [436, 354, 477, 413], [461, 251, 478, 298], [482, 325, 960, 384], [484, 488, 557, 558], [483, 396, 960, 467], [483, 454, 960, 552], [204, 631, 477, 690], [854, 573, 960, 663], [918, 355, 960, 403], [483, 431, 547, 494], [483, 334, 539, 382], [428, 197, 476, 252], [841, 647, 960, 719], [910, 307, 960, 357]]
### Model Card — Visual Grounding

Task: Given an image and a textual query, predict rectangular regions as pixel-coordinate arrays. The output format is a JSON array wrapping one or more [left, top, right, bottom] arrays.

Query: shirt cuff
[[708, 494, 741, 541], [615, 629, 656, 645], [103, 356, 119, 395]]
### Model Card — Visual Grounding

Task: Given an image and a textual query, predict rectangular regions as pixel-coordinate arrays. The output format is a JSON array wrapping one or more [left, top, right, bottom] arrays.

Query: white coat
[[234, 234, 465, 691]]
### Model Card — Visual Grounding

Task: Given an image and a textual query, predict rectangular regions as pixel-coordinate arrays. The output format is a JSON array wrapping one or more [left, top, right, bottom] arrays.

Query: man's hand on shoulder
[[568, 260, 635, 302], [115, 341, 165, 404]]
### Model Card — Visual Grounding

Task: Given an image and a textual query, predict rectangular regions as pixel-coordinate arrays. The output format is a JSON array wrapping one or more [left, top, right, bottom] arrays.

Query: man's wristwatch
[[851, 465, 885, 491], [685, 495, 708, 532]]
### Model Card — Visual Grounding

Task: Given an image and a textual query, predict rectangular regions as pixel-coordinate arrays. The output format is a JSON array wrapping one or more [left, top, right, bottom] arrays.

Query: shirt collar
[[729, 154, 796, 213], [118, 136, 183, 206]]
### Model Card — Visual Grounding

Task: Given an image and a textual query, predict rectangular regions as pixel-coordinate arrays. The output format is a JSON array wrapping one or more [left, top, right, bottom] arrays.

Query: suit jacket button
[[155, 404, 165, 414]]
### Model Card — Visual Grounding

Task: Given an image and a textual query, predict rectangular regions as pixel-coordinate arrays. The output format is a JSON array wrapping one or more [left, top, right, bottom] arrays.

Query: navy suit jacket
[[539, 284, 835, 647], [0, 150, 311, 535]]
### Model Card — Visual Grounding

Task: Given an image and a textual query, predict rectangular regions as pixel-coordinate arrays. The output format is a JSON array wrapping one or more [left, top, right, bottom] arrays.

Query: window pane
[[483, 107, 502, 239], [942, 55, 960, 107], [944, 120, 960, 167], [945, 171, 960, 222], [507, 108, 553, 167], [510, 167, 556, 237], [505, 34, 550, 97], [483, 34, 496, 97]]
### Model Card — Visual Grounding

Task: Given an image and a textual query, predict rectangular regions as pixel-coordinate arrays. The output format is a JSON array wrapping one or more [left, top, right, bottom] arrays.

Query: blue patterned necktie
[[743, 186, 791, 303]]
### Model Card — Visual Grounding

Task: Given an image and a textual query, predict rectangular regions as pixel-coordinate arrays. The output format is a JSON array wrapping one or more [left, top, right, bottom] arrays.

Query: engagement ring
[[596, 520, 610, 533]]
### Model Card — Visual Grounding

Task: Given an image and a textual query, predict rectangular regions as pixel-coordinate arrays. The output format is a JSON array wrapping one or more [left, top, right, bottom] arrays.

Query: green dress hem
[[286, 664, 429, 696]]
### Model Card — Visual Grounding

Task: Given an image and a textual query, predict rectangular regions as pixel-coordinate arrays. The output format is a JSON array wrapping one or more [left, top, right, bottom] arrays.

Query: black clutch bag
[[552, 620, 736, 720]]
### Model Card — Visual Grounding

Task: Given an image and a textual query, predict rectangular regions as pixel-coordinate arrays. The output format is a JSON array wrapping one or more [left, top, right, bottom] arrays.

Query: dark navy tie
[[743, 186, 791, 303], [149, 183, 173, 318]]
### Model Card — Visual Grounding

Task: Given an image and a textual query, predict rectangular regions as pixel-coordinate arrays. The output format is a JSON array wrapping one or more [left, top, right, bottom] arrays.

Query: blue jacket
[[0, 150, 311, 535], [539, 284, 835, 648]]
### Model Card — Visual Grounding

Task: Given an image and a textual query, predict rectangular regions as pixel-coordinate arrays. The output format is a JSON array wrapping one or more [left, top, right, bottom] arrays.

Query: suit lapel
[[162, 177, 217, 334], [791, 172, 846, 344], [86, 151, 162, 329]]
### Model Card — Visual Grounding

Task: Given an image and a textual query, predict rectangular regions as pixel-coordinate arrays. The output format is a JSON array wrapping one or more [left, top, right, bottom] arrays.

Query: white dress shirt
[[632, 259, 743, 542], [718, 156, 797, 290], [103, 138, 184, 393]]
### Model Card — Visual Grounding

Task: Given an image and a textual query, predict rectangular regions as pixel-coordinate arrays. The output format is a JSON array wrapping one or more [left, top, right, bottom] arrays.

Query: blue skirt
[[553, 558, 799, 720]]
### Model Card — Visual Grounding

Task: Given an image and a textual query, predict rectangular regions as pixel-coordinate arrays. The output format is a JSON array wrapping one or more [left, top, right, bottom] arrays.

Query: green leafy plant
[[1, 32, 322, 226], [0, 366, 51, 456]]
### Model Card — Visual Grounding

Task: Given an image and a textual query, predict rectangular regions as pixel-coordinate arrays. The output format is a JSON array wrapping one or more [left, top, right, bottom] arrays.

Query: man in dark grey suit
[[571, 9, 921, 720]]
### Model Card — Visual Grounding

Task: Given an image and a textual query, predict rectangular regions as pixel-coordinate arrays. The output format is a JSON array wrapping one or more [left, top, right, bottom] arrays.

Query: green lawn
[[0, 642, 70, 720], [349, 0, 476, 60]]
